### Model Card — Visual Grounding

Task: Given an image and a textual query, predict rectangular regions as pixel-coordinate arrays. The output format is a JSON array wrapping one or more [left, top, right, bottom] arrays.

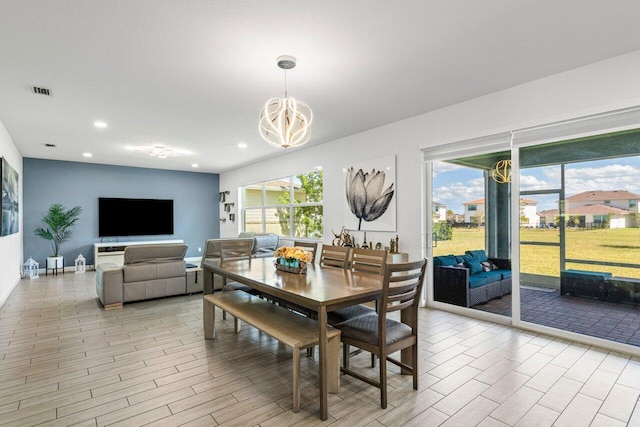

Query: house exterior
[[433, 202, 447, 222], [464, 197, 538, 226], [463, 198, 485, 223], [565, 190, 640, 213], [538, 190, 640, 228], [519, 198, 540, 227]]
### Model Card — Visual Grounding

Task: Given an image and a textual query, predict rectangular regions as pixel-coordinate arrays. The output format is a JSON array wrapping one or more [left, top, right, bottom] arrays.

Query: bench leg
[[293, 347, 301, 412], [204, 298, 215, 339], [328, 333, 340, 393]]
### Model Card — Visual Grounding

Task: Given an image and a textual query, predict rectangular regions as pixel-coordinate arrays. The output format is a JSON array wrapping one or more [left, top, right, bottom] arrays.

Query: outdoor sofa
[[433, 249, 512, 307]]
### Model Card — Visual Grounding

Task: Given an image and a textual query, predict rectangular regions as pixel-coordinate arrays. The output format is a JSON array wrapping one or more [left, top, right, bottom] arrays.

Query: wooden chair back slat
[[320, 245, 350, 269], [293, 241, 319, 264], [350, 248, 388, 275], [219, 240, 252, 263]]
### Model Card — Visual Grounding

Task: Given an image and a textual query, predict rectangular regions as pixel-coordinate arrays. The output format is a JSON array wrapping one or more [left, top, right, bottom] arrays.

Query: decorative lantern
[[23, 257, 40, 279], [74, 254, 86, 273]]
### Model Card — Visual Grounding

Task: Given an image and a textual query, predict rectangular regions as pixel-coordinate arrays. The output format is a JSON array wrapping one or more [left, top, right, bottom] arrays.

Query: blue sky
[[433, 156, 640, 214]]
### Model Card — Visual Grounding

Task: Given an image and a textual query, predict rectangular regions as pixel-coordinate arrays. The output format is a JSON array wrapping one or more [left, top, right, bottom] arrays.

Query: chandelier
[[491, 159, 512, 183], [259, 55, 313, 149]]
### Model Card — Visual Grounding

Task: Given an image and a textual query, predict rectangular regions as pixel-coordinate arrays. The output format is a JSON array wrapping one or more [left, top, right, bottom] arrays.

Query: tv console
[[94, 239, 184, 267]]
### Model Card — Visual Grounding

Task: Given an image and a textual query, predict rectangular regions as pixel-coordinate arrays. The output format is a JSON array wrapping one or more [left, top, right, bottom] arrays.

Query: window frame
[[240, 169, 323, 239]]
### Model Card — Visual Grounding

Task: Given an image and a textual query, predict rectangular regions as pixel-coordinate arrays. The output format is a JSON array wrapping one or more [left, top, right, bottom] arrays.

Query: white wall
[[0, 120, 23, 307], [220, 50, 640, 262]]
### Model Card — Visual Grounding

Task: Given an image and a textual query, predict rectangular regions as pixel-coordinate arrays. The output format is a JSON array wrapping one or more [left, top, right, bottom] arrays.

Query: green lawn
[[434, 227, 640, 278]]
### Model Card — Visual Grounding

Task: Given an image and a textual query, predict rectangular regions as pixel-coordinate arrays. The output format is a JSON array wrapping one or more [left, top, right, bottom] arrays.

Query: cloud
[[520, 174, 549, 191], [433, 161, 463, 178], [565, 164, 640, 195], [435, 178, 484, 212]]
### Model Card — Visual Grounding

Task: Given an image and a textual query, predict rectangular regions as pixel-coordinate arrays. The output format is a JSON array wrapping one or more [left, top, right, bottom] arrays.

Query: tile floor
[[0, 272, 639, 426]]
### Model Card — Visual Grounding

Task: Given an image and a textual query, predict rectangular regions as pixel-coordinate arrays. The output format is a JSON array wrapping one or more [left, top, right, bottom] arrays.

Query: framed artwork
[[343, 155, 396, 231], [1, 157, 19, 236]]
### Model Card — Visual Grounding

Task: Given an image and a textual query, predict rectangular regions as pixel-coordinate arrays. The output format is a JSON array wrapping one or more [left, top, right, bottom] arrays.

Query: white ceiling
[[2, 1, 640, 174]]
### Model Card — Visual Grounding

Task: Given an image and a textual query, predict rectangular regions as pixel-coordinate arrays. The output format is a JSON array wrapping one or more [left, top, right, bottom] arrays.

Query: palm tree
[[34, 203, 82, 256]]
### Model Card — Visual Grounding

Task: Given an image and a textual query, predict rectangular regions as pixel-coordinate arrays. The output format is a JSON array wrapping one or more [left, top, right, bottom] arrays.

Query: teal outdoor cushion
[[455, 254, 473, 263], [497, 270, 512, 280], [434, 255, 458, 266], [465, 249, 488, 262], [562, 269, 612, 279], [468, 276, 488, 289], [474, 271, 503, 283], [464, 260, 483, 275]]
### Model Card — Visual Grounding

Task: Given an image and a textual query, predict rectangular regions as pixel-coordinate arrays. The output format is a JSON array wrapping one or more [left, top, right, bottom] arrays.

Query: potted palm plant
[[34, 203, 82, 270]]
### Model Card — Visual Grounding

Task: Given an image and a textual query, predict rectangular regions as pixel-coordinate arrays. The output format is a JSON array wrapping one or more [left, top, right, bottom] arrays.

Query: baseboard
[[0, 275, 21, 309]]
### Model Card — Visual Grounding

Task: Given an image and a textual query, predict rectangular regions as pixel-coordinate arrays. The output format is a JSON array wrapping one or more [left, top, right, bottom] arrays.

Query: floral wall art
[[343, 155, 396, 231], [1, 157, 19, 236]]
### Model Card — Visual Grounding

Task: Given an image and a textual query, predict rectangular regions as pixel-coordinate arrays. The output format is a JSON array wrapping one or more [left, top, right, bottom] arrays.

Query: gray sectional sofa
[[96, 243, 195, 308]]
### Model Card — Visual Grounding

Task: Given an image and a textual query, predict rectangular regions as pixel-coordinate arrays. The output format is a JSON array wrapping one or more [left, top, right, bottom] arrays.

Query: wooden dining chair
[[337, 258, 427, 409], [277, 240, 320, 319], [293, 240, 319, 264], [327, 248, 388, 327], [350, 247, 388, 275], [319, 245, 350, 269], [219, 240, 257, 319]]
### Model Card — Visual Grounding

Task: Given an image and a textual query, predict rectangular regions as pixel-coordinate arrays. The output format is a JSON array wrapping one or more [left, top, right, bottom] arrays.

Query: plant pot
[[46, 256, 63, 269]]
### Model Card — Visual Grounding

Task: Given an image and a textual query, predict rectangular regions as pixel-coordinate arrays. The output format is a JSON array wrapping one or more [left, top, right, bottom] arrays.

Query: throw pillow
[[480, 261, 492, 272], [464, 260, 483, 275], [465, 249, 488, 262]]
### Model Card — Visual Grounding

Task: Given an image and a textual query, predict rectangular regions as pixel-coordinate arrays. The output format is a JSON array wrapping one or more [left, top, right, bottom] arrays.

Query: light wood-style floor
[[1, 272, 639, 426]]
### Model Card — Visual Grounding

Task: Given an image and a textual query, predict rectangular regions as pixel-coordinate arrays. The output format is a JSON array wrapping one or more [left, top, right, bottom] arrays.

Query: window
[[468, 204, 477, 211], [630, 199, 637, 208], [241, 169, 323, 239]]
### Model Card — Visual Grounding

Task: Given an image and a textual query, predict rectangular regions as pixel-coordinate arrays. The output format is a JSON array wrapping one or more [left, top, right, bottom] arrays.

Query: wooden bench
[[203, 291, 340, 412]]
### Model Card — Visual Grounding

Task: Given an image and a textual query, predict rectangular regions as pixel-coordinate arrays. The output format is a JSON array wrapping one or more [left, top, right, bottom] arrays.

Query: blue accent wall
[[23, 158, 219, 266]]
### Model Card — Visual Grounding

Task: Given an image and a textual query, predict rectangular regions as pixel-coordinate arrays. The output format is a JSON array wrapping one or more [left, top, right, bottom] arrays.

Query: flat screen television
[[99, 198, 174, 237]]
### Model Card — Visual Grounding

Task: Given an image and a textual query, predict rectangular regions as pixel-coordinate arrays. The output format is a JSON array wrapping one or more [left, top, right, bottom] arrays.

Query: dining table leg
[[318, 305, 328, 420]]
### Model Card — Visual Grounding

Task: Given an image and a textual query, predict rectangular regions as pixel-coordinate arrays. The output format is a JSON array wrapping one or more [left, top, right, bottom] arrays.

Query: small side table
[[186, 266, 203, 294], [46, 256, 64, 276]]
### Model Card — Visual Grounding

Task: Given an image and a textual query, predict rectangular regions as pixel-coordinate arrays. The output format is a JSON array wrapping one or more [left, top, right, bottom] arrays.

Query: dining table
[[204, 257, 386, 420]]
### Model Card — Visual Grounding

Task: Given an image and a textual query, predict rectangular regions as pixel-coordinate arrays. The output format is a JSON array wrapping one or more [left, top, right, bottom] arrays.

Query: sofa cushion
[[496, 269, 512, 280], [561, 269, 612, 279], [157, 260, 186, 279], [465, 249, 488, 262], [464, 259, 483, 275], [474, 271, 503, 284], [253, 234, 279, 257], [454, 254, 473, 263], [433, 255, 458, 267], [468, 276, 488, 289], [125, 244, 187, 264]]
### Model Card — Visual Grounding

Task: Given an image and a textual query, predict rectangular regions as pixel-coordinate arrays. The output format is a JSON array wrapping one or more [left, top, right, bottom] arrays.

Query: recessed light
[[83, 153, 92, 158], [238, 142, 247, 149], [93, 121, 108, 129], [192, 163, 198, 168]]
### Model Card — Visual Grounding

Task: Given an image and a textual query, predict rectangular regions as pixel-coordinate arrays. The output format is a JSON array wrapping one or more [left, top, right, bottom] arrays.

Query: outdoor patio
[[474, 286, 640, 347]]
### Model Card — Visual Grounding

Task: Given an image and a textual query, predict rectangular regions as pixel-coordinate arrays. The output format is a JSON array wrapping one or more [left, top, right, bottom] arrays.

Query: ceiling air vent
[[45, 144, 56, 148], [32, 86, 51, 96]]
